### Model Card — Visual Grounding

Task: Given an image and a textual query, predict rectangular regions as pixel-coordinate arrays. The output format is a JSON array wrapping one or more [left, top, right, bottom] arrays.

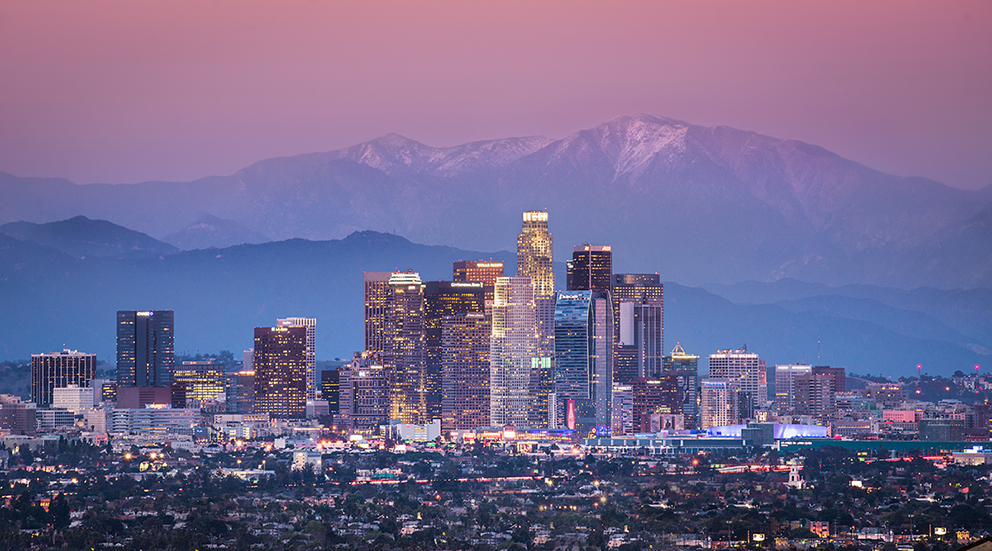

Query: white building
[[111, 405, 200, 436], [774, 364, 812, 413], [489, 276, 537, 427], [52, 385, 95, 413], [610, 384, 633, 436], [709, 348, 766, 412]]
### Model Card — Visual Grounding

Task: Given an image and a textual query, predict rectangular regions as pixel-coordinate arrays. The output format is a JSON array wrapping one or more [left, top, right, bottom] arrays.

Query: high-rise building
[[424, 281, 485, 421], [441, 312, 491, 432], [0, 396, 36, 436], [611, 384, 634, 436], [774, 364, 812, 413], [453, 260, 504, 313], [528, 356, 554, 429], [490, 277, 537, 427], [663, 343, 700, 429], [321, 369, 340, 415], [794, 372, 836, 424], [52, 385, 94, 413], [553, 290, 613, 434], [812, 365, 846, 393], [708, 347, 766, 415], [31, 349, 96, 407], [516, 211, 554, 298], [277, 318, 316, 402], [699, 379, 738, 430], [338, 352, 389, 434], [171, 361, 225, 406], [383, 272, 428, 424], [364, 272, 393, 356], [631, 375, 680, 432], [253, 325, 308, 419], [613, 274, 664, 379], [566, 245, 612, 293], [116, 310, 174, 388], [517, 212, 555, 365], [225, 371, 256, 414], [243, 349, 253, 372]]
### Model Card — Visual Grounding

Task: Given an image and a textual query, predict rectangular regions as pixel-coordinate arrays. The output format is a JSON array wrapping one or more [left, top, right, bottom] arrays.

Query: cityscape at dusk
[[0, 1, 990, 551]]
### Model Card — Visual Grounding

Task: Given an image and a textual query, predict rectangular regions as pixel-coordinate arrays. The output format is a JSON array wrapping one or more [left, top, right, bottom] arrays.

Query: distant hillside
[[0, 215, 179, 258], [2, 114, 990, 288], [0, 227, 986, 378], [162, 215, 271, 250]]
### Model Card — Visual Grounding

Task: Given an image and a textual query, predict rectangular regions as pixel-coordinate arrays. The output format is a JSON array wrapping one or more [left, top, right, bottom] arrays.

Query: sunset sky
[[1, 0, 989, 189]]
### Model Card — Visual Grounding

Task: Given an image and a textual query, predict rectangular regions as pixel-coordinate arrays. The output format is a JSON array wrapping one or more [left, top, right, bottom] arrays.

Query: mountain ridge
[[0, 114, 988, 288]]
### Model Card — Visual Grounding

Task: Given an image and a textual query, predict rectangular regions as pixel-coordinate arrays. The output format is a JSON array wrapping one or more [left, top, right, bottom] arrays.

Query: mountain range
[[0, 217, 988, 378], [2, 114, 990, 288]]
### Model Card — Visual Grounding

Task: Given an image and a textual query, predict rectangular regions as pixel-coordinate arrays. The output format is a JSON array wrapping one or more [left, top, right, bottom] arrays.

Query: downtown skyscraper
[[554, 290, 613, 434], [424, 280, 485, 421], [613, 273, 664, 382], [490, 276, 537, 428], [116, 310, 174, 388], [516, 211, 556, 428], [708, 347, 766, 416], [442, 312, 491, 432], [383, 272, 428, 424], [253, 325, 308, 419], [277, 317, 316, 402]]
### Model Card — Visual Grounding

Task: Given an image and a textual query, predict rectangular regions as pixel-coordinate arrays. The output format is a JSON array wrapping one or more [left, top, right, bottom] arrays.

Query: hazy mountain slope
[[0, 216, 179, 258], [1, 114, 989, 287], [0, 227, 985, 377], [162, 215, 271, 250]]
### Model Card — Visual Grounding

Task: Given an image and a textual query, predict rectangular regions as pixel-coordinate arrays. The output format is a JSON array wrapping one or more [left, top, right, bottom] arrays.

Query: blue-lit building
[[116, 310, 175, 388], [554, 290, 613, 434]]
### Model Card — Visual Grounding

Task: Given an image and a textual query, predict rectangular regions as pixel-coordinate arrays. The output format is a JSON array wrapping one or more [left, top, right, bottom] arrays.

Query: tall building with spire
[[663, 343, 700, 429], [277, 317, 316, 402], [490, 277, 537, 427], [116, 310, 174, 388]]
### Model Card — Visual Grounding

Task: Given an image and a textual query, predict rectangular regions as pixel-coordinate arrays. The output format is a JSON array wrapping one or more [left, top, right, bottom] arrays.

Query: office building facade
[[277, 318, 316, 402], [663, 343, 700, 429], [225, 371, 256, 414], [253, 325, 308, 419], [566, 245, 612, 293], [517, 211, 555, 367], [116, 310, 174, 388], [383, 272, 428, 424], [700, 379, 738, 429], [553, 290, 613, 433], [171, 361, 225, 406], [338, 352, 389, 434], [31, 349, 97, 407], [363, 272, 393, 356], [424, 280, 485, 421], [613, 273, 664, 379], [441, 312, 492, 432], [490, 277, 537, 427], [321, 370, 340, 415], [774, 364, 812, 413], [708, 347, 766, 414]]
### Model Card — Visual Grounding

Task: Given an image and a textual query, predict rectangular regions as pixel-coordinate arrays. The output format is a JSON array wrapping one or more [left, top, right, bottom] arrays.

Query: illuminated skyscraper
[[225, 370, 255, 414], [663, 343, 700, 429], [31, 349, 97, 407], [490, 277, 537, 427], [116, 310, 174, 388], [171, 361, 225, 406], [364, 272, 393, 356], [708, 347, 766, 414], [253, 325, 307, 419], [566, 245, 612, 293], [384, 272, 428, 424], [518, 212, 555, 369], [614, 273, 664, 380], [516, 211, 554, 298], [699, 379, 738, 429], [424, 281, 484, 421], [453, 260, 504, 312], [631, 375, 680, 432], [442, 312, 491, 432], [277, 317, 316, 402], [553, 290, 613, 434], [339, 352, 389, 434], [794, 372, 836, 423], [774, 364, 812, 413]]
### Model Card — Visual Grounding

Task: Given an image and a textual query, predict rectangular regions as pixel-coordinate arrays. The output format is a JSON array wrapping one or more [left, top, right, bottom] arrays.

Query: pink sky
[[1, 0, 990, 189]]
